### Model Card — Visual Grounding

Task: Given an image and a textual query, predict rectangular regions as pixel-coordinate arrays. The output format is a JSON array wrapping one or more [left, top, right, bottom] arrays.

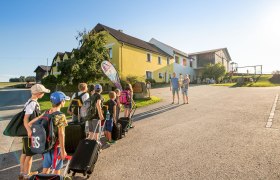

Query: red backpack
[[120, 90, 131, 105]]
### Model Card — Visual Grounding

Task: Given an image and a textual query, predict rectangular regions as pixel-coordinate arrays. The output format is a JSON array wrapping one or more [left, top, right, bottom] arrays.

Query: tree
[[202, 63, 226, 83], [19, 76, 25, 82], [25, 76, 36, 82], [58, 30, 109, 84]]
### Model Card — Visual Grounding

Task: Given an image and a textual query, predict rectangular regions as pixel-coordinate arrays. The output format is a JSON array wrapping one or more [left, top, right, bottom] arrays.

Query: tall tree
[[58, 30, 109, 84]]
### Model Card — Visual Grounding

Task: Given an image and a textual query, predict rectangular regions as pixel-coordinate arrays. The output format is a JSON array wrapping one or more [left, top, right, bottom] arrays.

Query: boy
[[28, 91, 69, 175], [68, 83, 89, 122], [170, 72, 180, 104], [19, 84, 50, 180], [114, 89, 121, 120], [88, 84, 104, 141], [105, 91, 117, 145]]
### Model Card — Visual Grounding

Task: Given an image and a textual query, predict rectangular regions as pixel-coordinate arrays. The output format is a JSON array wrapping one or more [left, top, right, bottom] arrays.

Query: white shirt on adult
[[71, 91, 90, 103]]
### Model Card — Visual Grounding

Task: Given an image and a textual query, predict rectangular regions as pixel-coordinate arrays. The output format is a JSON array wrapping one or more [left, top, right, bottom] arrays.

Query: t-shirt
[[52, 113, 68, 143], [23, 99, 40, 122], [171, 77, 179, 89], [71, 91, 90, 103], [91, 93, 104, 119], [182, 79, 189, 89], [108, 99, 117, 118]]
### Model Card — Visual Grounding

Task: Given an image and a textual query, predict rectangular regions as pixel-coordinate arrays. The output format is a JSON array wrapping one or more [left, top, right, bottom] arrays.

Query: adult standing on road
[[181, 74, 190, 104], [170, 72, 180, 104]]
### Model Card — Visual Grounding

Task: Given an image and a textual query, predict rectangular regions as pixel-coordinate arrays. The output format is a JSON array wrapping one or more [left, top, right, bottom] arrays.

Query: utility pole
[[47, 58, 49, 76]]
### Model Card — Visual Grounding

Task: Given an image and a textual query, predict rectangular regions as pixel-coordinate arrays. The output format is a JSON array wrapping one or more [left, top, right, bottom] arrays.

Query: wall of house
[[104, 32, 121, 71], [197, 53, 215, 67], [51, 56, 62, 75], [214, 50, 230, 72], [120, 44, 171, 82], [172, 54, 196, 81], [35, 70, 47, 82]]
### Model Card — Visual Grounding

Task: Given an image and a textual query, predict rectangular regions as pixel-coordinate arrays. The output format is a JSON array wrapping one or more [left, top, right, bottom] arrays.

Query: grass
[[38, 94, 161, 119], [212, 75, 280, 87], [0, 82, 26, 88]]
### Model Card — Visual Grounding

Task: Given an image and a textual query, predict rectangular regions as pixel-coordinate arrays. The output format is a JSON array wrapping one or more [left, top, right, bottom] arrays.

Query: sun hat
[[31, 84, 50, 94]]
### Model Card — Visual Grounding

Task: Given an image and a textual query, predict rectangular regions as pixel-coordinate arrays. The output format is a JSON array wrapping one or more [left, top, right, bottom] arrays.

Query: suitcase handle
[[57, 155, 72, 160]]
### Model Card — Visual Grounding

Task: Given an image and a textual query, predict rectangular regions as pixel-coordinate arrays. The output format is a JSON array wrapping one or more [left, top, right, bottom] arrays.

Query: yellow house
[[50, 51, 74, 75], [94, 23, 173, 82]]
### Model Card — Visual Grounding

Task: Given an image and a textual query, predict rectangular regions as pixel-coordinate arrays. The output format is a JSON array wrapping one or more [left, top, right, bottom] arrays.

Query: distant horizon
[[1, 0, 279, 82]]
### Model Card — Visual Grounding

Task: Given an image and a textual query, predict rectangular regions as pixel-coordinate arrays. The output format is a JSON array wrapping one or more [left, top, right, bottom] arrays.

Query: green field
[[213, 75, 280, 87], [0, 82, 26, 88], [39, 94, 161, 119]]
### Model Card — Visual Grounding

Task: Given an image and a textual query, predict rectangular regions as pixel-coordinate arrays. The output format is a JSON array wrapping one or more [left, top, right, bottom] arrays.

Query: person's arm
[[28, 113, 44, 127], [23, 114, 32, 137], [170, 79, 172, 91], [58, 126, 67, 160], [96, 100, 104, 120], [113, 105, 117, 123]]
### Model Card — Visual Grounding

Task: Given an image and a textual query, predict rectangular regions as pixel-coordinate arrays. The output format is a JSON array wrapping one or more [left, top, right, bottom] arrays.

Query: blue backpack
[[30, 111, 62, 154]]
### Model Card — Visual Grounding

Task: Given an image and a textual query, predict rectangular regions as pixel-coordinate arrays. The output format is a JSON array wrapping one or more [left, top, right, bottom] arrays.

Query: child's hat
[[94, 84, 102, 90], [50, 91, 70, 104], [31, 84, 50, 94]]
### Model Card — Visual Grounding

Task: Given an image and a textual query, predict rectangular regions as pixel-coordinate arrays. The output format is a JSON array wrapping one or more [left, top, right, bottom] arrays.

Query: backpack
[[120, 90, 131, 105], [69, 92, 86, 116], [30, 111, 62, 154], [84, 93, 100, 121], [80, 98, 91, 118]]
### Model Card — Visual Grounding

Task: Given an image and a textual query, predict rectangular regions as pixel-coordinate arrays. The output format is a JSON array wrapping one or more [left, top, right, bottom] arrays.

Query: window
[[167, 57, 170, 65], [159, 73, 163, 79], [183, 59, 187, 66], [146, 71, 152, 79], [158, 57, 161, 64], [108, 48, 113, 59], [175, 56, 179, 64], [190, 60, 193, 67], [147, 53, 151, 62]]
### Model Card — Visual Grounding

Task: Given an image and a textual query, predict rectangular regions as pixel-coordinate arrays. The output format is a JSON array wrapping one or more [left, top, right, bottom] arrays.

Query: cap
[[50, 91, 70, 104], [31, 84, 50, 94], [94, 84, 102, 90]]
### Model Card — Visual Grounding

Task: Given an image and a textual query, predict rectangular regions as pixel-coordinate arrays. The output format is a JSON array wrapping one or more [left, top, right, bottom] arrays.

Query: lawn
[[38, 94, 161, 119], [0, 82, 26, 88], [212, 75, 280, 87]]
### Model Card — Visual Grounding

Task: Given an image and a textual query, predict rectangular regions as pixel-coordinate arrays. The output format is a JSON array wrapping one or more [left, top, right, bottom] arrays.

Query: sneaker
[[107, 140, 116, 145]]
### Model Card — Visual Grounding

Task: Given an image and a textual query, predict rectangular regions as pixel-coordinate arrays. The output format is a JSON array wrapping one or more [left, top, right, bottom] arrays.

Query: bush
[[41, 75, 57, 92], [145, 78, 156, 84], [125, 75, 144, 86]]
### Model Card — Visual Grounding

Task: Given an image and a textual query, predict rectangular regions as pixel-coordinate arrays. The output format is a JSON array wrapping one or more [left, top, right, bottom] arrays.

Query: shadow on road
[[133, 103, 182, 122]]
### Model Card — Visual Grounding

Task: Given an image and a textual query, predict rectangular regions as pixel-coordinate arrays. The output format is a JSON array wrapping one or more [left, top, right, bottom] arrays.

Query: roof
[[93, 23, 173, 58], [65, 51, 72, 57], [34, 65, 51, 72], [188, 48, 232, 61], [150, 38, 188, 58], [53, 52, 65, 60]]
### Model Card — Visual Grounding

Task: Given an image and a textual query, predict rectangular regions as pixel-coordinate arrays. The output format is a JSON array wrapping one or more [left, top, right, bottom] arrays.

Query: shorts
[[22, 137, 36, 156], [42, 148, 63, 170], [88, 119, 100, 133], [172, 88, 179, 95], [124, 103, 132, 109], [105, 117, 113, 132], [182, 88, 188, 96]]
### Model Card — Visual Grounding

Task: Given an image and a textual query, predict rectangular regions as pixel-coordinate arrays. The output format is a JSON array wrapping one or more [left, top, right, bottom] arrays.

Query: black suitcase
[[68, 139, 100, 178], [118, 117, 131, 135], [65, 121, 86, 154], [29, 174, 64, 180], [112, 122, 122, 140]]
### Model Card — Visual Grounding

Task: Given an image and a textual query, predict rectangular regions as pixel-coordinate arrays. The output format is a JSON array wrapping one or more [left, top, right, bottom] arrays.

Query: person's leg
[[42, 168, 50, 174], [53, 170, 61, 175], [20, 154, 26, 174], [23, 156, 33, 175], [176, 89, 179, 104], [172, 89, 175, 103]]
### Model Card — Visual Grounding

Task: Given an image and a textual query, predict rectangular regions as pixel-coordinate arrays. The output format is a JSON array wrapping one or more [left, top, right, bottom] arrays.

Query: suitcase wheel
[[83, 172, 87, 176], [87, 175, 90, 179], [72, 172, 76, 177]]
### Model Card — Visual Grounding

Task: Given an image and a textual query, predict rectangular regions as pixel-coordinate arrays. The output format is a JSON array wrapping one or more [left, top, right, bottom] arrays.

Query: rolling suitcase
[[112, 122, 122, 140], [118, 104, 136, 135], [68, 139, 100, 178], [65, 121, 86, 154]]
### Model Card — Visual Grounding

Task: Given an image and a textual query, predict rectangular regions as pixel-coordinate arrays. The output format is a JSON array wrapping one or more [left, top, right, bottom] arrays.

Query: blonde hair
[[125, 83, 133, 92], [109, 91, 116, 99], [78, 83, 87, 92]]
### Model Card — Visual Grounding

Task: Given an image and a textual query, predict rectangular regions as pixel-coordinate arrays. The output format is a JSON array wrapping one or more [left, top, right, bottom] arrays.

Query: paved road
[[1, 86, 280, 179]]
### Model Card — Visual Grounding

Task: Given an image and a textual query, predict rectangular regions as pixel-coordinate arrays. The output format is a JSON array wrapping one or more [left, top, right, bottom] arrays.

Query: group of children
[[18, 82, 134, 179]]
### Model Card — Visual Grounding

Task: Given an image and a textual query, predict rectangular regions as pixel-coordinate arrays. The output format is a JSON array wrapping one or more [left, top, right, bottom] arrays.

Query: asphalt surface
[[1, 86, 280, 179]]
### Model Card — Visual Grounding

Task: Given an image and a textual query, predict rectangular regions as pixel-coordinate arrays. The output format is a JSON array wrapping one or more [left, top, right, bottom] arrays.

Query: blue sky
[[0, 0, 279, 81]]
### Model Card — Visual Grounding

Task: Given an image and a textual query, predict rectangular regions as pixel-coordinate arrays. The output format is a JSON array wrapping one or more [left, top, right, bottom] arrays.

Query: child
[[123, 83, 133, 118], [182, 74, 190, 104], [88, 84, 104, 141], [114, 89, 121, 120], [68, 83, 89, 122], [19, 84, 50, 180], [28, 91, 69, 175], [105, 91, 117, 145]]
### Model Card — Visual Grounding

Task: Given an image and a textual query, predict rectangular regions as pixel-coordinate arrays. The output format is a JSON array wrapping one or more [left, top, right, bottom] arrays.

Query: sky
[[0, 0, 279, 82]]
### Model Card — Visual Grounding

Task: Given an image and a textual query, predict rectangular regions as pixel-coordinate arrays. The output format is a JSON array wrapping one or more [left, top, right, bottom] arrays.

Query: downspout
[[120, 42, 124, 79]]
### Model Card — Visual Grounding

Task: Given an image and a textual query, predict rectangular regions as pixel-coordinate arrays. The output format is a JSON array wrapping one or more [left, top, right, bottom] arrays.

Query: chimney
[[118, 29, 123, 33]]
